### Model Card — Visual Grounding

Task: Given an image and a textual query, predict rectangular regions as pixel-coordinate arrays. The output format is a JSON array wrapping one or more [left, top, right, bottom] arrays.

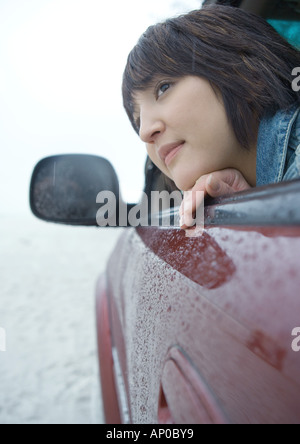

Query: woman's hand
[[179, 168, 252, 229]]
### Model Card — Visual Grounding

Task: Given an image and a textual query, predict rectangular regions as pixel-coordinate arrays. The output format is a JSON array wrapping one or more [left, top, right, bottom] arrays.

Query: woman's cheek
[[146, 144, 170, 177]]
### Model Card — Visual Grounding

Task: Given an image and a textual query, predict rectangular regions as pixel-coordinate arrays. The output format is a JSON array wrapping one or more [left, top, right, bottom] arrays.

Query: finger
[[180, 175, 210, 228], [184, 225, 204, 238], [184, 175, 209, 211], [206, 174, 234, 197], [206, 171, 251, 197], [180, 187, 205, 228]]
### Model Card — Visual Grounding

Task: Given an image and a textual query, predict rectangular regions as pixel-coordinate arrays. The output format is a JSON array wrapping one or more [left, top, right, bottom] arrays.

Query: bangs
[[122, 5, 300, 145], [122, 21, 196, 133]]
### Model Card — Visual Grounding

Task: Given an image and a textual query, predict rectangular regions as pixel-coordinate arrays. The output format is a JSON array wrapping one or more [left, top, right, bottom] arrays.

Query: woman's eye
[[157, 82, 171, 98]]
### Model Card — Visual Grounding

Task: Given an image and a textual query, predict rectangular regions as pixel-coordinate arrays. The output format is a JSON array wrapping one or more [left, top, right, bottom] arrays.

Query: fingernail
[[185, 226, 204, 238]]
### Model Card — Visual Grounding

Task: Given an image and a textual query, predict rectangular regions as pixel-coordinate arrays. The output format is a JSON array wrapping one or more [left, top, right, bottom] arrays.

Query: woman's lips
[[159, 142, 185, 167], [165, 143, 185, 166]]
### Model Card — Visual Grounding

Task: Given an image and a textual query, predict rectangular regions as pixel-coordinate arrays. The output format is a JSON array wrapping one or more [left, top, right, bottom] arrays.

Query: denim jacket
[[256, 104, 300, 186]]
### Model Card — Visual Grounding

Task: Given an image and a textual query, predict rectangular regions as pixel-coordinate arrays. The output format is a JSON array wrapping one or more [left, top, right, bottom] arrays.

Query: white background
[[0, 0, 202, 424], [0, 0, 202, 211]]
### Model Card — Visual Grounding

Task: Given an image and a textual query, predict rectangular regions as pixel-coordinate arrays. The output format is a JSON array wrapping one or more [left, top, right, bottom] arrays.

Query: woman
[[122, 5, 300, 228]]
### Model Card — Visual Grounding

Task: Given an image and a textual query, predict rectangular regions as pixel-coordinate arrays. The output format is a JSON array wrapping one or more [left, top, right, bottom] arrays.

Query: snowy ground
[[0, 212, 122, 424]]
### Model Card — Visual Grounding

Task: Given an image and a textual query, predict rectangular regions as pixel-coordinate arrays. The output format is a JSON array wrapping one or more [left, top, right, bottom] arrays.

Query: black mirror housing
[[30, 154, 120, 226]]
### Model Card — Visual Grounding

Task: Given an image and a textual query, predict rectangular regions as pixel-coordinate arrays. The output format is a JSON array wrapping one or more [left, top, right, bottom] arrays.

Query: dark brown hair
[[122, 5, 300, 149]]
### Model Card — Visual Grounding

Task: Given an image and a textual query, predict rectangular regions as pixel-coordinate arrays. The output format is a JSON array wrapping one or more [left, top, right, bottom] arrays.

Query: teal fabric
[[268, 20, 300, 49]]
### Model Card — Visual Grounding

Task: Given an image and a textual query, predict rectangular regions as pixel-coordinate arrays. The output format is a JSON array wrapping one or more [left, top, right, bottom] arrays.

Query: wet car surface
[[29, 0, 300, 425], [97, 181, 300, 424]]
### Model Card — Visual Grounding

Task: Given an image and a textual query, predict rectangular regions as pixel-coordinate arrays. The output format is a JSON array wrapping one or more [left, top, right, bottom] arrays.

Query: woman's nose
[[139, 111, 165, 143]]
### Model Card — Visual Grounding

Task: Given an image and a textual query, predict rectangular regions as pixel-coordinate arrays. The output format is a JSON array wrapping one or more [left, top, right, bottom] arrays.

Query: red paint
[[159, 348, 227, 424], [136, 227, 236, 289], [95, 275, 121, 424], [247, 330, 287, 371], [100, 225, 300, 423]]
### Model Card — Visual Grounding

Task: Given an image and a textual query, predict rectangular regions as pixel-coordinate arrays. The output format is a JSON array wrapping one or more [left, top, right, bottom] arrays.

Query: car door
[[105, 179, 300, 424]]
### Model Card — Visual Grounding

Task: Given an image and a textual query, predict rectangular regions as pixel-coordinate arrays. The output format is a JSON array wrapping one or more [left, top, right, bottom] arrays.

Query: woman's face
[[133, 76, 256, 190]]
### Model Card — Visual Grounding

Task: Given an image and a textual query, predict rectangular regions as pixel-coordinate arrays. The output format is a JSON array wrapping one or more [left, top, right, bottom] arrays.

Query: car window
[[149, 180, 300, 228], [204, 179, 300, 227]]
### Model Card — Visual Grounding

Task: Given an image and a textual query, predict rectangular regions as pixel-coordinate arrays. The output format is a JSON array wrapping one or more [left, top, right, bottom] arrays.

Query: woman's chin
[[173, 176, 196, 192]]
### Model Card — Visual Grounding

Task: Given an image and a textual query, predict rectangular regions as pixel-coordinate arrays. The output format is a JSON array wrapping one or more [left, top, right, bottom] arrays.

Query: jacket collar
[[256, 105, 300, 186]]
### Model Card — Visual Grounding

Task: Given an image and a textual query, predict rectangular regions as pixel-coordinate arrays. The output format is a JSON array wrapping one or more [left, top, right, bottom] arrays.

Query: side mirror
[[30, 154, 120, 226]]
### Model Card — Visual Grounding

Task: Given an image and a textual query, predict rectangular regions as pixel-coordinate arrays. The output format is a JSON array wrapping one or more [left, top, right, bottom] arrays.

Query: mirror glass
[[30, 154, 119, 225]]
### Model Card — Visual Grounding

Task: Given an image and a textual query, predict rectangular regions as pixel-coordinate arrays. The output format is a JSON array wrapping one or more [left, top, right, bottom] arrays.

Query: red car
[[30, 1, 300, 424], [96, 181, 300, 425]]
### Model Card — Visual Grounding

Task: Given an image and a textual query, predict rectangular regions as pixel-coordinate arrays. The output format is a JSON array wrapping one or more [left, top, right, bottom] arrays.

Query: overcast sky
[[0, 0, 202, 214]]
